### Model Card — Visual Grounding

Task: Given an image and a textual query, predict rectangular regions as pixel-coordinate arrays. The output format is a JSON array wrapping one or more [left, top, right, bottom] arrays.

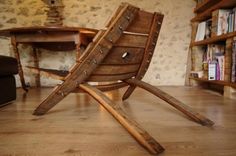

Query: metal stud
[[99, 47, 104, 54], [109, 38, 113, 43], [83, 71, 87, 75], [152, 42, 156, 46], [119, 25, 123, 31], [92, 59, 97, 64], [58, 91, 64, 97], [158, 22, 161, 25], [126, 15, 131, 21], [155, 31, 159, 37], [76, 81, 79, 86]]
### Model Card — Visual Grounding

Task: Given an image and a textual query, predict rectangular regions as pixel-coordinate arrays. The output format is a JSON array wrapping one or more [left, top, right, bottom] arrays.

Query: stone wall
[[0, 0, 195, 87]]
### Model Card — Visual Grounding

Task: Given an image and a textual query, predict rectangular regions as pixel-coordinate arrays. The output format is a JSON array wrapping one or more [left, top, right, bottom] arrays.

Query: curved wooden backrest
[[71, 3, 164, 92], [88, 8, 164, 84]]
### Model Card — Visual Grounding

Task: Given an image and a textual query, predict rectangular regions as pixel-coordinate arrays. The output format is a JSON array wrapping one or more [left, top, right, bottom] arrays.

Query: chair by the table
[[32, 3, 214, 155]]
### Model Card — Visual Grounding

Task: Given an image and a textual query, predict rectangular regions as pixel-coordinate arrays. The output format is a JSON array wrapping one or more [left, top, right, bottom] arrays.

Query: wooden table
[[0, 26, 97, 91]]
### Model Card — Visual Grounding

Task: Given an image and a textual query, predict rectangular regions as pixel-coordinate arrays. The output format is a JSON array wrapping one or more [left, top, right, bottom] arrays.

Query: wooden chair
[[33, 3, 214, 155]]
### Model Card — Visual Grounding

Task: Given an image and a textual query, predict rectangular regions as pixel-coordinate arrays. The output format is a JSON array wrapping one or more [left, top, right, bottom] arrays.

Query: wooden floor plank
[[0, 86, 236, 156]]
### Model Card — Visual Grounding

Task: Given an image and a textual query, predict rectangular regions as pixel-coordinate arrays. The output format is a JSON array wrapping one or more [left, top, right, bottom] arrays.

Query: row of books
[[197, 39, 236, 83], [203, 44, 226, 81], [195, 8, 236, 41], [212, 9, 236, 37]]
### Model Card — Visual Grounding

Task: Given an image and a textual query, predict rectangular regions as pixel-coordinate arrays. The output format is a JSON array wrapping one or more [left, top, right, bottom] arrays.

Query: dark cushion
[[0, 76, 16, 105], [0, 55, 18, 76]]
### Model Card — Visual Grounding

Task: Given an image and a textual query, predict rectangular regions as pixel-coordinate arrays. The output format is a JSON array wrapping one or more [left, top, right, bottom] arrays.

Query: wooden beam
[[124, 78, 214, 126], [79, 83, 165, 155]]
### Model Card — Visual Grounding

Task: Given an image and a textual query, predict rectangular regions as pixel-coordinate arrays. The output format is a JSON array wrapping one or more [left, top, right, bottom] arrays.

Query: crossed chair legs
[[34, 78, 214, 155], [80, 78, 214, 155]]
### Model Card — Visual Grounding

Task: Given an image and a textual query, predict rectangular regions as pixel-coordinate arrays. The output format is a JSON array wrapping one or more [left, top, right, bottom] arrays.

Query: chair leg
[[33, 80, 78, 115], [122, 85, 136, 101], [79, 83, 165, 155], [124, 78, 214, 126]]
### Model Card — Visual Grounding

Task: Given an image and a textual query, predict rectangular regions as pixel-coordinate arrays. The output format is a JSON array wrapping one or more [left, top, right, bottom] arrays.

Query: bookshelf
[[191, 31, 236, 46], [192, 0, 236, 22], [187, 0, 236, 99]]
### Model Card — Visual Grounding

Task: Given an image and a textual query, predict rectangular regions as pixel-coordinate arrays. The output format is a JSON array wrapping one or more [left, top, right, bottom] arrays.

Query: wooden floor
[[0, 86, 236, 156]]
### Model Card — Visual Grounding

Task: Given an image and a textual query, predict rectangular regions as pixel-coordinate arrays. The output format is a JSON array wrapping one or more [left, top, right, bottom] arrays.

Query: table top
[[0, 26, 98, 37], [0, 26, 98, 51]]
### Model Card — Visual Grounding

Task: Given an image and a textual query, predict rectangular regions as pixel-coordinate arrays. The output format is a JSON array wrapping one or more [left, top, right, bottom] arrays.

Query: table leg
[[75, 33, 81, 62], [11, 36, 28, 92], [32, 47, 41, 87], [76, 44, 81, 62]]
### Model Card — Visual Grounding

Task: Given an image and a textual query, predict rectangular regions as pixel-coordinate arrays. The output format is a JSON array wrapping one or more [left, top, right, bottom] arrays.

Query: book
[[195, 21, 206, 41], [232, 37, 236, 82], [216, 55, 225, 80], [205, 19, 212, 39], [208, 63, 217, 80], [211, 9, 230, 36], [228, 11, 233, 33], [233, 7, 236, 32]]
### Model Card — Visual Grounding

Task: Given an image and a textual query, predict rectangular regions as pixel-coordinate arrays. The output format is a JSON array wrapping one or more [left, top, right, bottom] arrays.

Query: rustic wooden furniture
[[0, 26, 97, 91], [31, 3, 214, 155], [186, 0, 236, 99]]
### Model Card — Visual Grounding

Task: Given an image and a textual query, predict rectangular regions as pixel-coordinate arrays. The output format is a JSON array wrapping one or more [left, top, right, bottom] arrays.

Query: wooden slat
[[124, 78, 214, 126], [15, 32, 79, 43], [27, 64, 140, 81], [190, 77, 236, 88], [93, 64, 140, 75], [73, 82, 128, 92], [191, 0, 236, 22], [102, 47, 144, 65], [0, 26, 98, 37], [122, 13, 164, 100], [105, 3, 129, 27], [79, 83, 165, 155], [135, 13, 164, 79], [89, 73, 136, 82], [126, 10, 154, 34], [33, 3, 139, 115], [194, 0, 221, 13], [191, 31, 236, 46], [115, 34, 148, 48], [26, 66, 67, 80]]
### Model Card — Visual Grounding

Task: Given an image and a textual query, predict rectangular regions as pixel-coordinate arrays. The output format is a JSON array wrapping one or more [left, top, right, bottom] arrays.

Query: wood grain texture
[[123, 13, 164, 100], [73, 82, 128, 92], [33, 3, 139, 115], [89, 73, 137, 82], [11, 36, 28, 92], [124, 78, 214, 126], [79, 84, 164, 154], [115, 34, 148, 48], [1, 86, 236, 156], [102, 47, 144, 65]]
